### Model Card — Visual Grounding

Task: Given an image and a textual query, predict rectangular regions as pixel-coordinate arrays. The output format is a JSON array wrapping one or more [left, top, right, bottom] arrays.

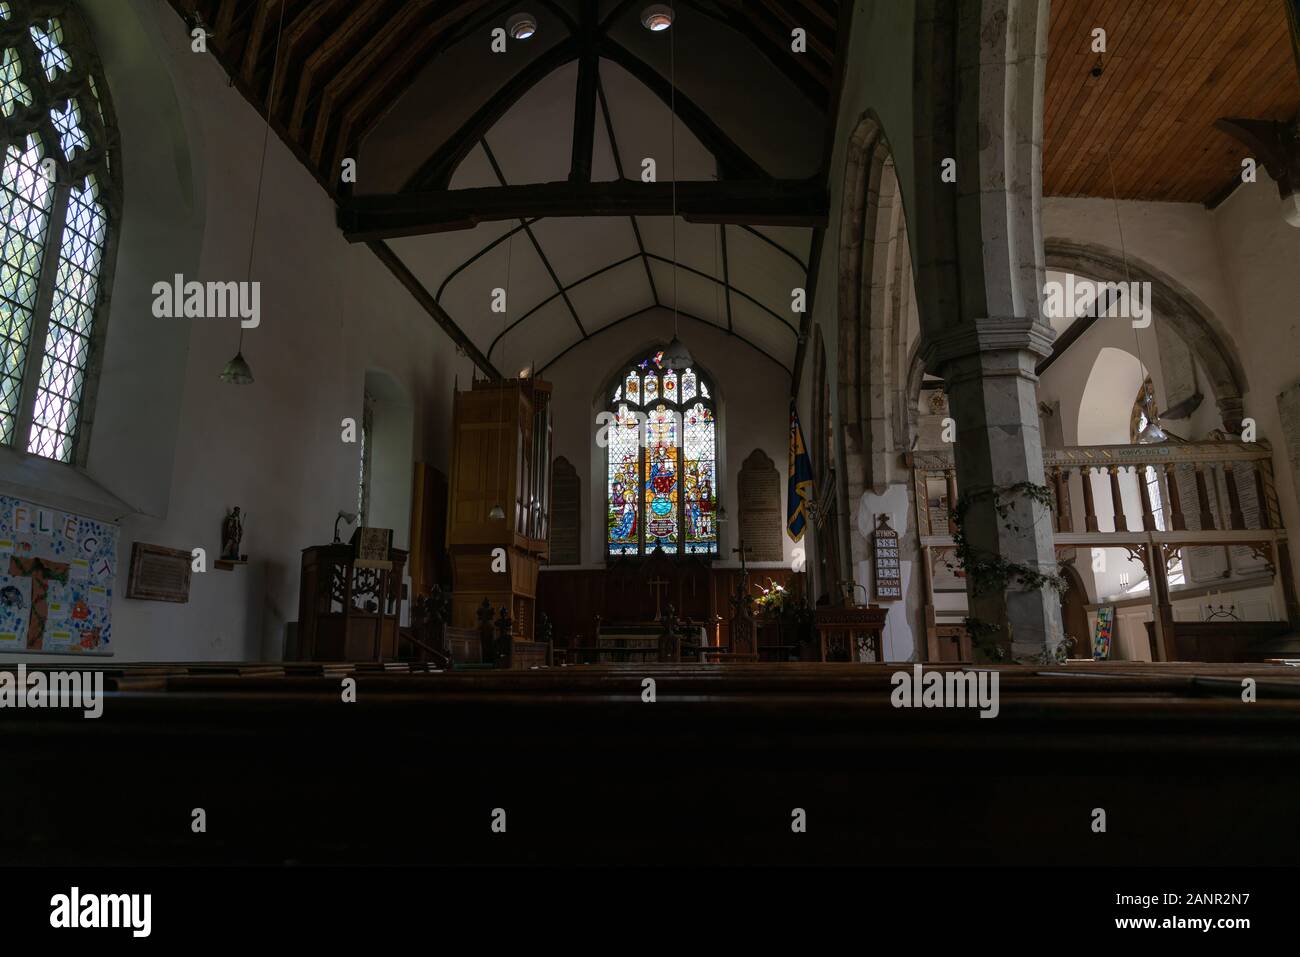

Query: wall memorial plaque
[[127, 542, 192, 603], [738, 448, 782, 561], [872, 514, 902, 601], [549, 456, 580, 564]]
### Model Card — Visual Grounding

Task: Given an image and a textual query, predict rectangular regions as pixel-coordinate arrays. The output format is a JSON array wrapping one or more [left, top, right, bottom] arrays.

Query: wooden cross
[[732, 539, 753, 578], [647, 577, 670, 620]]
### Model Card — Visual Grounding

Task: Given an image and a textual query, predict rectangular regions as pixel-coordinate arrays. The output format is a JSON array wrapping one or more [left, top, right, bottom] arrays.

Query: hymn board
[[872, 515, 901, 601]]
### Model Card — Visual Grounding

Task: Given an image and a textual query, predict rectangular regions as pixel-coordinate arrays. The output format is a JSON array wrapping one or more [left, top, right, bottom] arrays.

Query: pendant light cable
[[669, 2, 678, 339], [493, 229, 515, 519], [1104, 148, 1157, 429], [238, 0, 287, 357]]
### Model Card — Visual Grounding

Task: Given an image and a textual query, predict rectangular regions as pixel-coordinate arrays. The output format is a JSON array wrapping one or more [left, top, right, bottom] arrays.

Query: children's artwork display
[[0, 494, 117, 654], [1092, 605, 1115, 660]]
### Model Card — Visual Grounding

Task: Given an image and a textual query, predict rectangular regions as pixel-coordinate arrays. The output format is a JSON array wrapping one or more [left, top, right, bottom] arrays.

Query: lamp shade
[[661, 335, 693, 371], [219, 351, 254, 385], [488, 504, 506, 521], [1136, 392, 1167, 444]]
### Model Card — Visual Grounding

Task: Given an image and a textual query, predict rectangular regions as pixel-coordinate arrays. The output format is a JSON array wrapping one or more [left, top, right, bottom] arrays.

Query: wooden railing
[[908, 440, 1283, 545], [907, 440, 1299, 660]]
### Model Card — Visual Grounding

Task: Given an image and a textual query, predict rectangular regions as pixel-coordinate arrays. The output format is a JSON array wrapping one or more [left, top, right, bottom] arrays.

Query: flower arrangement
[[752, 579, 790, 615]]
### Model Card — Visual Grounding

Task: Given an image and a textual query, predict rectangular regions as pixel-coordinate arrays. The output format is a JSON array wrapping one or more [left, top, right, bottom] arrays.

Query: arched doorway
[[1059, 564, 1092, 658]]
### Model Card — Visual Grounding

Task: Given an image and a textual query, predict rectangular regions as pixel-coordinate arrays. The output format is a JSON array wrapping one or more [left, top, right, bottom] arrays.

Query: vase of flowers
[[752, 579, 814, 659]]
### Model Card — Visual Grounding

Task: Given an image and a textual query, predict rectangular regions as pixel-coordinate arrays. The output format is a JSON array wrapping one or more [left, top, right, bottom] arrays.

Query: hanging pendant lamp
[[219, 351, 254, 385], [1136, 388, 1168, 444], [221, 1, 287, 384], [661, 335, 693, 370]]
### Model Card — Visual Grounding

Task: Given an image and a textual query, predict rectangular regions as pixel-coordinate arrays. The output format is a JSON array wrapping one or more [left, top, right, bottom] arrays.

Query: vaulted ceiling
[[1044, 0, 1300, 204], [168, 0, 845, 377]]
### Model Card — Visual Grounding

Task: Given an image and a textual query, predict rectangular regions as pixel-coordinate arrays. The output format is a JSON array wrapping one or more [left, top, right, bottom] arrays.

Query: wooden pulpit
[[296, 543, 407, 661], [814, 605, 889, 662]]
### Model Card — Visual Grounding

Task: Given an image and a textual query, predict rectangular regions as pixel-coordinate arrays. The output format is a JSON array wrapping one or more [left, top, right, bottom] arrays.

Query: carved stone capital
[[923, 315, 1057, 372]]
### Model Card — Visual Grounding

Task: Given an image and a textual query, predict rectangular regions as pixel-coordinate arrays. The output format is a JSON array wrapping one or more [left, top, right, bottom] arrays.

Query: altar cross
[[732, 539, 754, 579], [647, 577, 670, 620]]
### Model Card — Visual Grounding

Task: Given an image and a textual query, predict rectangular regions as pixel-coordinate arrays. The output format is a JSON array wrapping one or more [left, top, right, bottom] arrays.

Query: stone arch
[[811, 324, 851, 601], [903, 341, 927, 449], [1043, 239, 1248, 432], [837, 109, 920, 578], [1077, 347, 1150, 446]]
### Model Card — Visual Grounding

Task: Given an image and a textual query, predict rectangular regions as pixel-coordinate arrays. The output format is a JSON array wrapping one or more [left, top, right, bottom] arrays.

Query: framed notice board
[[872, 515, 902, 601]]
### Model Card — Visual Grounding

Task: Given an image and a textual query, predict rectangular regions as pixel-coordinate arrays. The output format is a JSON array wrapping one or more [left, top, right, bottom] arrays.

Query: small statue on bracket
[[221, 507, 244, 561]]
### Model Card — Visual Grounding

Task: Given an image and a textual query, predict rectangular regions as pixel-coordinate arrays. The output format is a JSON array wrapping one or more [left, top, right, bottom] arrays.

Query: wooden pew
[[1143, 619, 1294, 662], [6, 661, 1300, 867]]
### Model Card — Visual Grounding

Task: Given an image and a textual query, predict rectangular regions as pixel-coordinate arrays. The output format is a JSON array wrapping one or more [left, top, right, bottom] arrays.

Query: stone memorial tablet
[[738, 448, 782, 561], [549, 456, 580, 565]]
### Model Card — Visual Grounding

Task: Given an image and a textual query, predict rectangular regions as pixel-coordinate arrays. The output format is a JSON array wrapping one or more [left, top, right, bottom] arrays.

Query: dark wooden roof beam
[[569, 0, 600, 183], [338, 179, 830, 242]]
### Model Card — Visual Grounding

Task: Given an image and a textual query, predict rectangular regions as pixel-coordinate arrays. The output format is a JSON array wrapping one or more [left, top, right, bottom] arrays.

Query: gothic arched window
[[0, 3, 118, 463], [606, 349, 718, 558]]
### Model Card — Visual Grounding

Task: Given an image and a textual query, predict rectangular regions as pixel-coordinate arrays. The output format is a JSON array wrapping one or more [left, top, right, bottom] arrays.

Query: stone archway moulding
[[1043, 238, 1248, 432]]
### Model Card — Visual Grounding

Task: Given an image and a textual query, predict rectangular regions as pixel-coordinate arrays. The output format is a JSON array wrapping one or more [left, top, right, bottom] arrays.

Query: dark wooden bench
[[6, 661, 1300, 866], [1144, 619, 1294, 662]]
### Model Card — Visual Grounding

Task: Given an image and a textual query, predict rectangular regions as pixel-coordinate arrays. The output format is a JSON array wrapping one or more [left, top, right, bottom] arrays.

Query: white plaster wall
[[853, 483, 917, 661], [541, 310, 795, 571], [363, 370, 416, 551], [9, 3, 468, 661], [1212, 176, 1300, 600], [1045, 186, 1300, 604]]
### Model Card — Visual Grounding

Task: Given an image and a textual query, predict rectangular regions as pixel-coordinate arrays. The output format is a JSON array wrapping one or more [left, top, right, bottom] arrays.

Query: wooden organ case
[[447, 377, 553, 650]]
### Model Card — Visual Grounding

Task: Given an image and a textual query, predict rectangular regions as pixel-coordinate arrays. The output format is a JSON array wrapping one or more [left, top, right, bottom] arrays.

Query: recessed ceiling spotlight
[[641, 4, 673, 31], [507, 12, 537, 40]]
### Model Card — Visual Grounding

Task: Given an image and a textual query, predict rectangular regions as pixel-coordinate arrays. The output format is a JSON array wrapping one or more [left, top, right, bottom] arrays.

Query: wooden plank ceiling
[[168, 0, 843, 198], [1045, 0, 1300, 203]]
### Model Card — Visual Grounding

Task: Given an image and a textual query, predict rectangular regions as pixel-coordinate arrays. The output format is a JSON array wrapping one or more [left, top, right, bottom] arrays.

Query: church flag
[[787, 400, 814, 542]]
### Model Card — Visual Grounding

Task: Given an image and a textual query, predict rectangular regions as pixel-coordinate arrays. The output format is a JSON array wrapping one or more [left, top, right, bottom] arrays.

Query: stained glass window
[[607, 403, 641, 555], [682, 402, 717, 554], [605, 350, 718, 558], [0, 6, 117, 463]]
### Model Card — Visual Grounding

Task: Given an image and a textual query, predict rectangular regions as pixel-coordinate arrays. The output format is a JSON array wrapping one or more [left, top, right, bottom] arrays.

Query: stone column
[[927, 317, 1063, 660]]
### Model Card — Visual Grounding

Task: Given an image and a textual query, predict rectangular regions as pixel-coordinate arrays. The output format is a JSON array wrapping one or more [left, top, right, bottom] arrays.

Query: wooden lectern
[[446, 377, 553, 655], [296, 542, 407, 660]]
